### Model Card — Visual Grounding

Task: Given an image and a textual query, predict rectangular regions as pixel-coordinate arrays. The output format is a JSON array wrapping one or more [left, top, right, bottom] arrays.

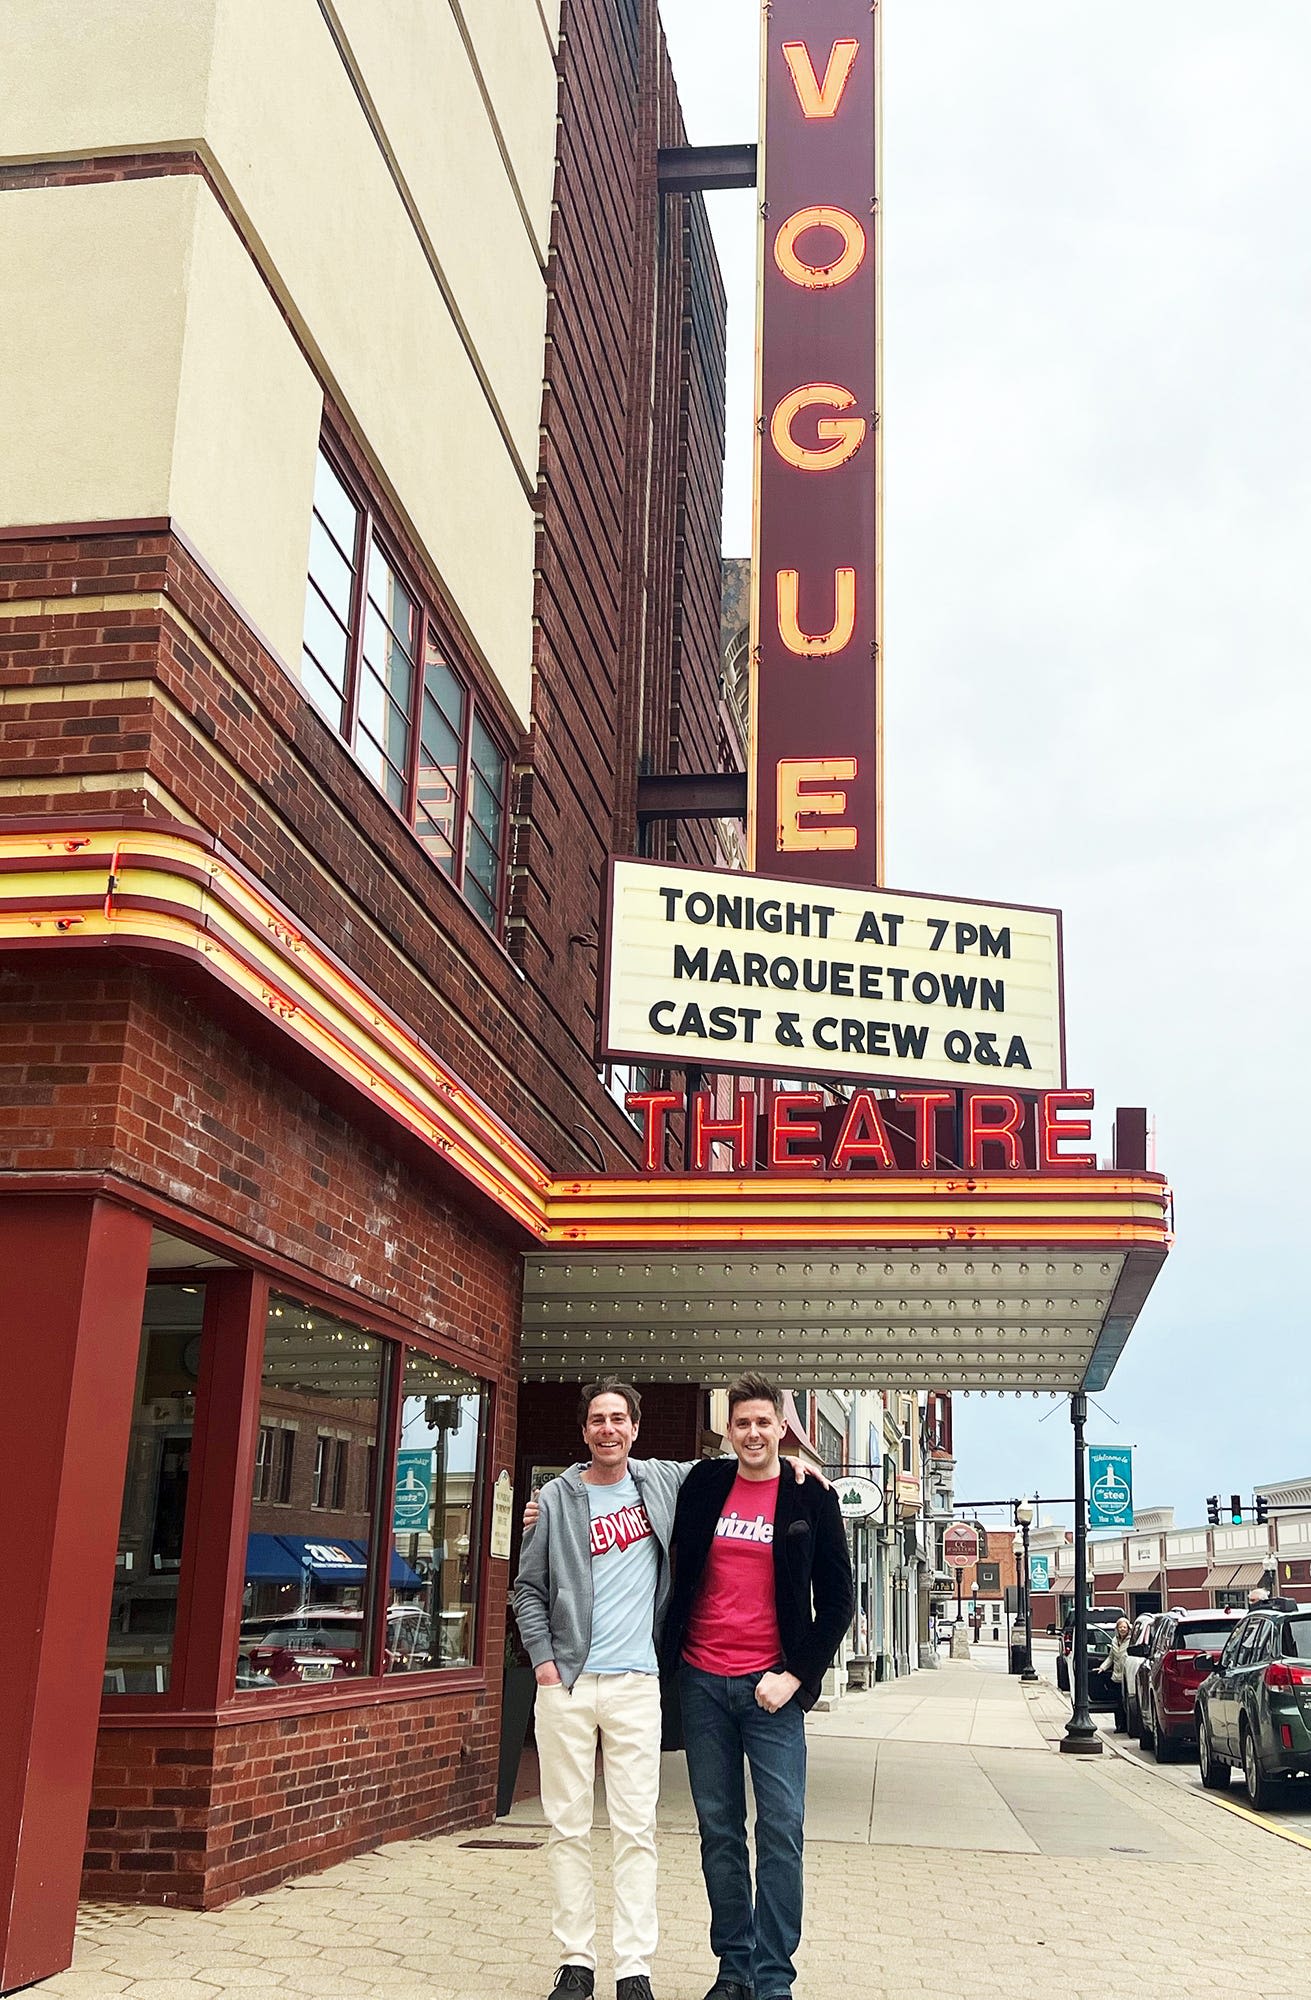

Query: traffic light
[[1230, 1493, 1243, 1525], [1256, 1494, 1269, 1525], [1206, 1496, 1219, 1526]]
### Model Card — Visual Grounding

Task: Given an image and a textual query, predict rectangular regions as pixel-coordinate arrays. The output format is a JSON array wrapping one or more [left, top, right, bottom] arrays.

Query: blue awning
[[245, 1534, 421, 1588]]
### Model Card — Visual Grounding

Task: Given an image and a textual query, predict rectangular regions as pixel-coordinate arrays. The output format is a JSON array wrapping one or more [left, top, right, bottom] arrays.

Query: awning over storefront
[[245, 1535, 420, 1587], [522, 1174, 1169, 1388], [1121, 1570, 1161, 1594], [1205, 1562, 1268, 1592]]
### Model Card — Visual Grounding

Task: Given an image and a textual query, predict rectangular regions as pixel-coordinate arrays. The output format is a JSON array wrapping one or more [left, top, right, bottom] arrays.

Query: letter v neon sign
[[781, 37, 860, 119]]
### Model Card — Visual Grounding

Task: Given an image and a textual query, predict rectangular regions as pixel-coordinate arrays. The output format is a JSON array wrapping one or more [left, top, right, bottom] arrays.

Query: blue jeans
[[679, 1664, 806, 2000]]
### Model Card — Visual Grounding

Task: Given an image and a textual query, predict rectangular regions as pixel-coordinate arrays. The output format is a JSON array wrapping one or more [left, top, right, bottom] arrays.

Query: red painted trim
[[172, 1271, 268, 1711], [94, 1668, 489, 1730]]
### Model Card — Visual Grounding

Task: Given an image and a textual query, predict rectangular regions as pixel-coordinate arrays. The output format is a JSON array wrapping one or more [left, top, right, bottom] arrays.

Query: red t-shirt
[[681, 1473, 783, 1676]]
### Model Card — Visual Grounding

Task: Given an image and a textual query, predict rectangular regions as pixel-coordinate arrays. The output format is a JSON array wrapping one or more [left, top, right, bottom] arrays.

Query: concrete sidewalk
[[39, 1662, 1311, 2000]]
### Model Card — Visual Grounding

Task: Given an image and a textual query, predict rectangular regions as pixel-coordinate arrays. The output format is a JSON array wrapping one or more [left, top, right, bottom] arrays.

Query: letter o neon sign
[[773, 206, 867, 291]]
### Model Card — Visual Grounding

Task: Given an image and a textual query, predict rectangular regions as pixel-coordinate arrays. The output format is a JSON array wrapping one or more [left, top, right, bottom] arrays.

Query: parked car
[[239, 1603, 432, 1683], [1196, 1605, 1311, 1807], [1056, 1609, 1120, 1708], [1124, 1611, 1163, 1739], [1138, 1609, 1241, 1759]]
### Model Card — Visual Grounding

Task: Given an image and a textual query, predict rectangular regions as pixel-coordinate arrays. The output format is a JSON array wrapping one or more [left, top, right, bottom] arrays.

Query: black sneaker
[[548, 1969, 594, 2000], [617, 1981, 655, 2000], [703, 1985, 753, 2000]]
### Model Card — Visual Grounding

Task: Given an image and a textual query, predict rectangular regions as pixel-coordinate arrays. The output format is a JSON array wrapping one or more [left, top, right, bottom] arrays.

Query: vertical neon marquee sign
[[749, 0, 881, 885]]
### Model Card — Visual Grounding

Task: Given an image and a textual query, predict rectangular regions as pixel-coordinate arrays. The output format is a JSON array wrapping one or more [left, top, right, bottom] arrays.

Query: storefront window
[[104, 1282, 207, 1696], [385, 1353, 488, 1672], [238, 1294, 384, 1692]]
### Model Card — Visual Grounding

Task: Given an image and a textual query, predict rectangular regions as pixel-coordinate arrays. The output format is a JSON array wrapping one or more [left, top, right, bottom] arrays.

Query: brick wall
[[85, 1684, 500, 1908]]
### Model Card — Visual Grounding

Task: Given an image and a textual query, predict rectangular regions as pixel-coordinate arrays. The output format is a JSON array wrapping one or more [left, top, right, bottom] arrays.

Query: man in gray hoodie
[[513, 1378, 685, 2000]]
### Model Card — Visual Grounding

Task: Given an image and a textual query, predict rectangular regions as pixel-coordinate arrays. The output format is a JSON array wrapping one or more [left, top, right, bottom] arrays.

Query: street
[[1001, 1633, 1311, 1844], [40, 1660, 1311, 2000]]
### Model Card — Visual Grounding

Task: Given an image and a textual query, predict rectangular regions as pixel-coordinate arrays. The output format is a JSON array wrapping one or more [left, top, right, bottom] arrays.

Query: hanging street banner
[[749, 0, 882, 884], [1029, 1553, 1050, 1594], [600, 856, 1064, 1091], [1088, 1446, 1135, 1528]]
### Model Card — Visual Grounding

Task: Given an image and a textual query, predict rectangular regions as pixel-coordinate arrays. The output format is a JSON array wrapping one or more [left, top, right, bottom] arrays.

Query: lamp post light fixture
[[1014, 1496, 1037, 1683]]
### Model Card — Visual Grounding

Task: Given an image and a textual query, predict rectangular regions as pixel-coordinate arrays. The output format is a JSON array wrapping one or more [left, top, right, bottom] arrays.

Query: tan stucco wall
[[0, 0, 561, 727], [0, 176, 322, 669]]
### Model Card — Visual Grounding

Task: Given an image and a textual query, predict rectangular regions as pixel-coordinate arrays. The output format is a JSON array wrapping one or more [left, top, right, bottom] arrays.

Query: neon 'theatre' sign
[[749, 0, 881, 885]]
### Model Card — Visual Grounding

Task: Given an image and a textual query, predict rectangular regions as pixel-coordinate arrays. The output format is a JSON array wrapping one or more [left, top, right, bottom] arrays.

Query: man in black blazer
[[662, 1374, 854, 2000]]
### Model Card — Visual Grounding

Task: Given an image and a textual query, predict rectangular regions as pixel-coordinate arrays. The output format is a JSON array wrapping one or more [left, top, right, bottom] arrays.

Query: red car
[[1138, 1609, 1242, 1759]]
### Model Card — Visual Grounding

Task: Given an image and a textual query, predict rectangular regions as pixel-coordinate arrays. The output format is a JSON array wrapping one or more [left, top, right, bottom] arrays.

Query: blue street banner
[[1029, 1553, 1050, 1594], [1088, 1446, 1134, 1528], [393, 1448, 434, 1533]]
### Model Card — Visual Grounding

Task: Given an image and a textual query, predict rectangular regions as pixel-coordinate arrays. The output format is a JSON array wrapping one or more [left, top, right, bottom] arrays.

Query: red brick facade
[[0, 0, 728, 1922]]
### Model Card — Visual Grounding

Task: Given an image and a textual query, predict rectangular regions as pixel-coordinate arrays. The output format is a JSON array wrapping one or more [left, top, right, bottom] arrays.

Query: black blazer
[[661, 1459, 855, 1711]]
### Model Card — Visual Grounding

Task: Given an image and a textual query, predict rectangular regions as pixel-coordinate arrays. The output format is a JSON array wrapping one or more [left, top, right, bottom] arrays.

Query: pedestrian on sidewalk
[[662, 1374, 854, 2000], [1098, 1616, 1133, 1732], [514, 1380, 824, 2000], [513, 1381, 679, 2000]]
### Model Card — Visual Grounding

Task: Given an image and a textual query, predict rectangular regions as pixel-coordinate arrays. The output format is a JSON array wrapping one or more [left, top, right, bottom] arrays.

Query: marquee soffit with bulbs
[[1, 822, 1170, 1395]]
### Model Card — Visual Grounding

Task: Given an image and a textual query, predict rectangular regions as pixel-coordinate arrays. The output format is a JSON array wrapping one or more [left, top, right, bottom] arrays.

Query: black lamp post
[[1060, 1391, 1103, 1755], [1014, 1497, 1037, 1683]]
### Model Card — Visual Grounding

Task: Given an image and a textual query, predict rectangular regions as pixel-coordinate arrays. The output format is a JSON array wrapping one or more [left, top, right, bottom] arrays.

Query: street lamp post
[[1014, 1497, 1037, 1683], [1060, 1390, 1103, 1755]]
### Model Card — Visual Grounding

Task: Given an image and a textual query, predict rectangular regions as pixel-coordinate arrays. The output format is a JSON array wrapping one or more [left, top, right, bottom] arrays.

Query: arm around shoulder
[[511, 1489, 557, 1670]]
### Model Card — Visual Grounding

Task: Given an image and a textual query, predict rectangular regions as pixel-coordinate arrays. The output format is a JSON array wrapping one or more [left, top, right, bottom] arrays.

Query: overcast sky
[[657, 0, 1311, 1531]]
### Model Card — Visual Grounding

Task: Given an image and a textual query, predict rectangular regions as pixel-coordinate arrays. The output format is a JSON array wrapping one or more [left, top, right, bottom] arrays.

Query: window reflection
[[386, 1354, 488, 1672], [104, 1282, 207, 1696], [238, 1295, 383, 1692]]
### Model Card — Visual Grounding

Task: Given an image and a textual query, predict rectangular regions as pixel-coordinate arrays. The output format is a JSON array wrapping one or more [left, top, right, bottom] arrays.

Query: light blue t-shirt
[[582, 1472, 659, 1675]]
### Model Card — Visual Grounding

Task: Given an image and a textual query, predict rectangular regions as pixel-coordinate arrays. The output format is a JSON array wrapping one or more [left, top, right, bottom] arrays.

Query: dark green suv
[[1195, 1606, 1311, 1808]]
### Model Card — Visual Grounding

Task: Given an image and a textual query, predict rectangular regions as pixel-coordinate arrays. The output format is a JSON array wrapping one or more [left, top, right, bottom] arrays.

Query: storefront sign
[[1088, 1446, 1134, 1528], [602, 857, 1064, 1089], [750, 0, 882, 883], [943, 1523, 981, 1569], [836, 1474, 882, 1520], [489, 1469, 514, 1560], [392, 1449, 434, 1533]]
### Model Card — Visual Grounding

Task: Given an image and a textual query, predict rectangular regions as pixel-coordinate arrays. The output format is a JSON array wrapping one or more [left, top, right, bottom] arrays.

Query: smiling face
[[582, 1391, 639, 1477], [726, 1397, 785, 1481]]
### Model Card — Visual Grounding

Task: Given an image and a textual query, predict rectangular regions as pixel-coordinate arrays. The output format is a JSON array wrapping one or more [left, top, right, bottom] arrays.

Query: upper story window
[[301, 445, 511, 930]]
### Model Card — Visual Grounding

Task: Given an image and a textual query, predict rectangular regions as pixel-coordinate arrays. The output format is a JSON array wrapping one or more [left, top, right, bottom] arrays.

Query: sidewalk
[[39, 1662, 1311, 2000]]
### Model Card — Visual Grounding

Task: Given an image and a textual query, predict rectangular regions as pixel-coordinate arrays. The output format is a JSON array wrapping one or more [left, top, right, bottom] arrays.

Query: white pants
[[534, 1671, 662, 1978]]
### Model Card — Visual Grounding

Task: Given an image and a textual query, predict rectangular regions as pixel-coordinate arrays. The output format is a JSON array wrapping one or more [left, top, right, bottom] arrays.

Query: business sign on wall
[[601, 857, 1064, 1089], [749, 0, 882, 883], [1088, 1446, 1134, 1528]]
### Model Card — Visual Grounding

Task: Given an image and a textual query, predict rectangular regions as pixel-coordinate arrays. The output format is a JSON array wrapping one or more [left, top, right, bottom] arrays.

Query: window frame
[[303, 438, 515, 932]]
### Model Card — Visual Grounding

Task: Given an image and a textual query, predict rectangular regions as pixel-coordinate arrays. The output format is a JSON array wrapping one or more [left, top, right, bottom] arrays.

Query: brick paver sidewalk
[[40, 1665, 1311, 2000]]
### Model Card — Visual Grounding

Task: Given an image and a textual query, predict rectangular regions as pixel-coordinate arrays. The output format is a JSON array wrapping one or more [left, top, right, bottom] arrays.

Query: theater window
[[300, 442, 511, 929], [237, 1292, 491, 1691]]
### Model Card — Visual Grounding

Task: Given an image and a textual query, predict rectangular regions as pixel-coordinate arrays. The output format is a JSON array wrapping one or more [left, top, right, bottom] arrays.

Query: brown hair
[[727, 1373, 784, 1417], [578, 1377, 642, 1425]]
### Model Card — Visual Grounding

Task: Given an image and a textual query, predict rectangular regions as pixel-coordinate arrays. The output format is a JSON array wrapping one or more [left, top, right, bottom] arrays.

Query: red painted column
[[0, 1196, 151, 1993]]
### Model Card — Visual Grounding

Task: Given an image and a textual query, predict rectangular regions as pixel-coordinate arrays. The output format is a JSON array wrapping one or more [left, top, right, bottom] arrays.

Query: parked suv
[[1125, 1611, 1164, 1739], [1196, 1605, 1311, 1807], [1139, 1609, 1241, 1759]]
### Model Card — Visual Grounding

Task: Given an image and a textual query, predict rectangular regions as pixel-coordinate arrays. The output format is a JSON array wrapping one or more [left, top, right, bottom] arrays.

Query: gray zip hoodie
[[512, 1458, 692, 1688]]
